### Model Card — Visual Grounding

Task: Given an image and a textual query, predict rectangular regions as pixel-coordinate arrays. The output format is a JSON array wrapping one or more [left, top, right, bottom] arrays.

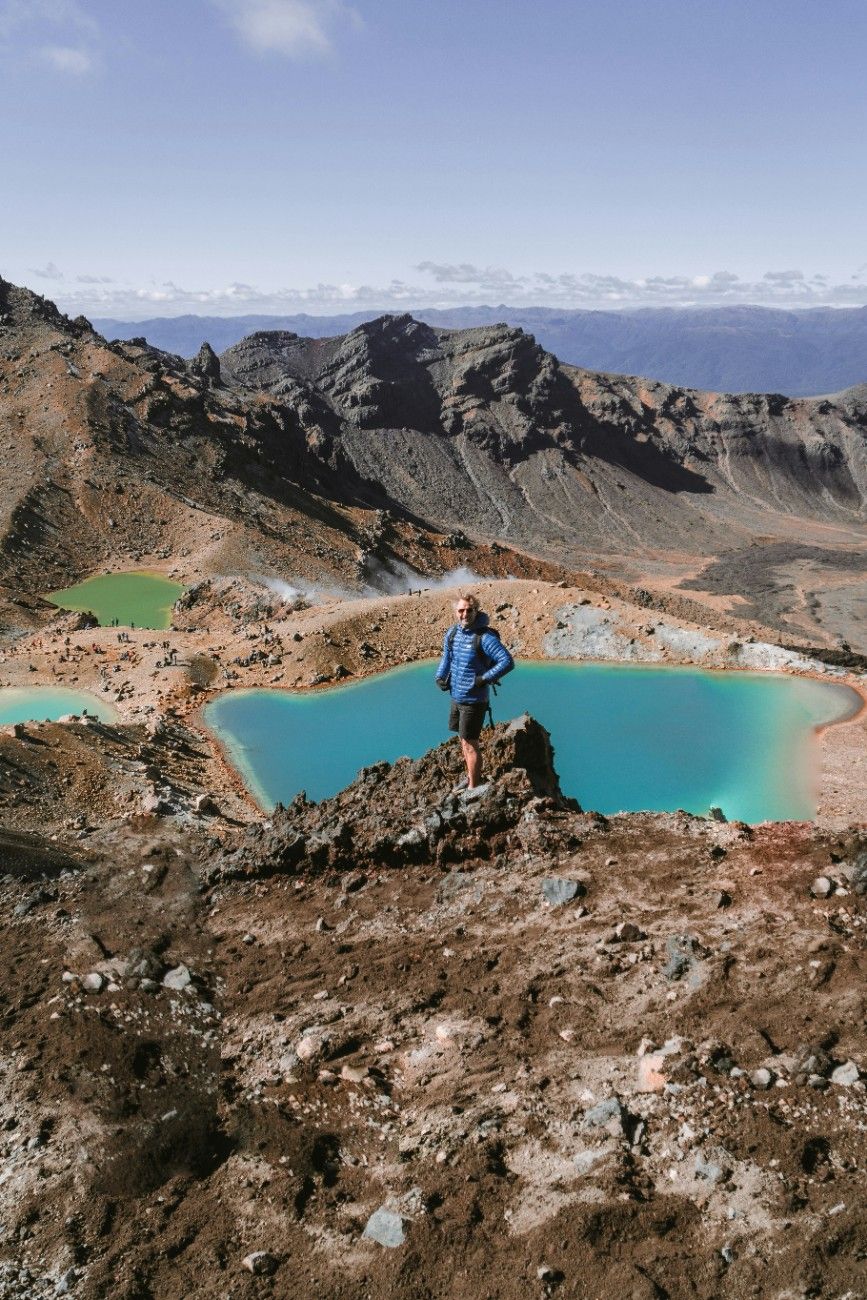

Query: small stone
[[162, 964, 192, 991], [362, 1207, 405, 1248], [613, 921, 644, 943], [296, 1033, 326, 1062], [194, 793, 220, 816], [341, 1064, 369, 1083], [714, 890, 732, 909], [663, 934, 696, 981], [541, 877, 584, 907], [695, 1154, 725, 1183], [830, 1060, 860, 1086], [82, 972, 104, 993], [636, 1053, 668, 1093], [139, 978, 159, 994], [750, 1067, 774, 1089], [242, 933, 255, 945], [573, 1148, 605, 1174], [811, 876, 834, 898], [141, 792, 173, 816], [242, 1251, 278, 1276], [582, 1096, 629, 1138]]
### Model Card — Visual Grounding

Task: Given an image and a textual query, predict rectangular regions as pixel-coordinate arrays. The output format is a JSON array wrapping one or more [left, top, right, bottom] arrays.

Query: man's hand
[[436, 678, 450, 691], [473, 674, 486, 689]]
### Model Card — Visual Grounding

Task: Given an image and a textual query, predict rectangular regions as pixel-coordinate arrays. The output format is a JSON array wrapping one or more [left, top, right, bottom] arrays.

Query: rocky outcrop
[[215, 714, 579, 880], [188, 341, 221, 385]]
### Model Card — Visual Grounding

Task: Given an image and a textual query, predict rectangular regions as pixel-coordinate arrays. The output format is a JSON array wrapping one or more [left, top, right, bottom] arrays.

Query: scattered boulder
[[141, 792, 173, 817], [194, 793, 220, 816], [663, 934, 698, 981], [582, 1096, 631, 1139], [362, 1207, 405, 1248], [811, 876, 834, 899], [162, 964, 192, 991], [830, 1060, 861, 1086], [850, 849, 867, 895], [241, 1251, 278, 1276], [695, 1154, 726, 1184], [613, 921, 644, 943], [541, 877, 584, 907]]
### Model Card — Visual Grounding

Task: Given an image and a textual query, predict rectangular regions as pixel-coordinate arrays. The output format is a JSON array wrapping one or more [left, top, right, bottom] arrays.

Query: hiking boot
[[460, 782, 490, 801]]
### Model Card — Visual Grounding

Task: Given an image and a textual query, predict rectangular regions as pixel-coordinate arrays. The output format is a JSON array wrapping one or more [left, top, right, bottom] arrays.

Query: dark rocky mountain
[[218, 313, 867, 555], [1, 278, 864, 648], [94, 303, 867, 397]]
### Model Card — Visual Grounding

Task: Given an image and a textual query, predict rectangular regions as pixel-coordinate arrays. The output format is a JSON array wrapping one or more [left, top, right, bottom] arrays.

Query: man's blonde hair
[[454, 592, 479, 612]]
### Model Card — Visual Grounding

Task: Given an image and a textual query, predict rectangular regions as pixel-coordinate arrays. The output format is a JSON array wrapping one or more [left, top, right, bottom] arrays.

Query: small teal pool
[[204, 661, 861, 822], [0, 687, 117, 726]]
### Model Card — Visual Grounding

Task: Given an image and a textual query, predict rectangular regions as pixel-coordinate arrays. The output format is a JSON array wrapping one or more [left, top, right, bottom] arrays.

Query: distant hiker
[[435, 592, 514, 791]]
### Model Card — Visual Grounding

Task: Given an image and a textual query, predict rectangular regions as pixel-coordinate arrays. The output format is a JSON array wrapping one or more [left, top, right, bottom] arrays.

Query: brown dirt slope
[[0, 719, 865, 1298]]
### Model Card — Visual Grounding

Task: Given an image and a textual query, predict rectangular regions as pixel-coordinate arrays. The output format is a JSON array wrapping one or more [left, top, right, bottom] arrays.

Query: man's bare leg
[[460, 737, 482, 788]]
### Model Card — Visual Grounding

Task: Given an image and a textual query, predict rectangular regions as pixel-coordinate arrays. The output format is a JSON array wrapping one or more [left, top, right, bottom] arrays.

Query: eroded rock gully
[[0, 718, 866, 1298]]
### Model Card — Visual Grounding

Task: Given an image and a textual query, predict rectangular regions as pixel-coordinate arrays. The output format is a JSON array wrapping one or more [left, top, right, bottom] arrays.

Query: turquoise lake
[[204, 661, 861, 822], [0, 687, 117, 726]]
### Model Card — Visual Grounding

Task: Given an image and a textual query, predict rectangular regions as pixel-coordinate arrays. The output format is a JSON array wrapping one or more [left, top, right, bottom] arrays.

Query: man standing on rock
[[436, 593, 514, 791]]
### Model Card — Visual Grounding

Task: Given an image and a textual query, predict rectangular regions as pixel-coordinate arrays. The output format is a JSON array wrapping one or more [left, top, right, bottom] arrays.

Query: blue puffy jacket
[[435, 611, 514, 703]]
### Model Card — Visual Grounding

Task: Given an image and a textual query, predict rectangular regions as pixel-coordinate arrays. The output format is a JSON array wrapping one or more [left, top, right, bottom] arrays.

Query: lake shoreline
[[200, 661, 865, 824], [1, 577, 864, 828]]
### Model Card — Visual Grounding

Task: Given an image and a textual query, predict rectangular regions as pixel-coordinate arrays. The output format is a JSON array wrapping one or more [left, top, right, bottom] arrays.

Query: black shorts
[[448, 700, 487, 741]]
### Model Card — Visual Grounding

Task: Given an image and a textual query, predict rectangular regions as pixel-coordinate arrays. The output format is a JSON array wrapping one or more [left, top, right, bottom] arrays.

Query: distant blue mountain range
[[91, 304, 867, 397]]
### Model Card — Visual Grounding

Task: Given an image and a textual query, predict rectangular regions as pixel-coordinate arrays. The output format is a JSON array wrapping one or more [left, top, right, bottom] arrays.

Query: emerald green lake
[[46, 572, 186, 630], [204, 661, 861, 822], [0, 687, 117, 726]]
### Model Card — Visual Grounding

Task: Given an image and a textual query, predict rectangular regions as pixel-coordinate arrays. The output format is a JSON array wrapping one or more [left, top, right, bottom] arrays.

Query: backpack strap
[[473, 627, 501, 665]]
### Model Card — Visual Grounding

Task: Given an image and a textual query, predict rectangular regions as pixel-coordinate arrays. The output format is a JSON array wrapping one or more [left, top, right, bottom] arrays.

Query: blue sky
[[2, 0, 866, 317]]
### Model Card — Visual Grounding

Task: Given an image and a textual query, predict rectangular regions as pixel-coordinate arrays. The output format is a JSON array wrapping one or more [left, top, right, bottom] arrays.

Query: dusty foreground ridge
[[0, 717, 866, 1299]]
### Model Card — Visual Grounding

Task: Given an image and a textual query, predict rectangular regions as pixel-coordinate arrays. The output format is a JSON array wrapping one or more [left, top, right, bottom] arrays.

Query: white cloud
[[210, 0, 360, 58], [39, 42, 95, 73], [29, 260, 64, 279], [0, 0, 96, 38], [416, 261, 525, 291], [0, 0, 99, 71], [36, 262, 867, 320]]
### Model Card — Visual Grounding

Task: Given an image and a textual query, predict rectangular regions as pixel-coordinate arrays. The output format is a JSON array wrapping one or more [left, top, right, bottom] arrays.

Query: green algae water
[[0, 687, 117, 726], [204, 662, 861, 822], [46, 572, 185, 630]]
